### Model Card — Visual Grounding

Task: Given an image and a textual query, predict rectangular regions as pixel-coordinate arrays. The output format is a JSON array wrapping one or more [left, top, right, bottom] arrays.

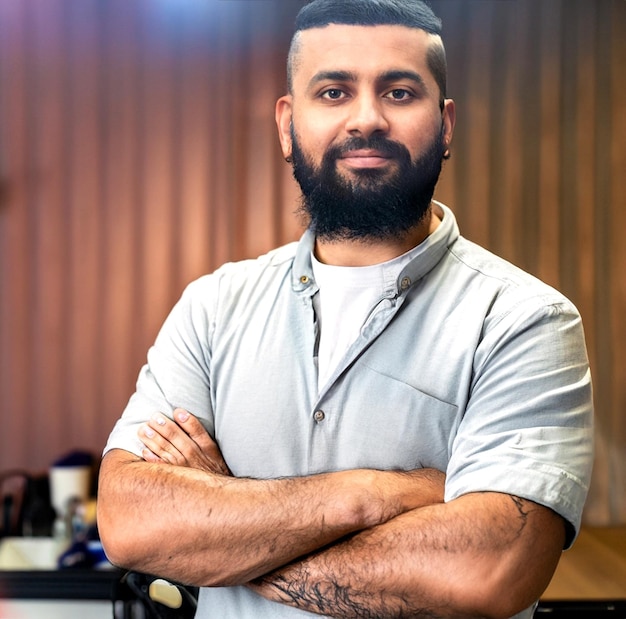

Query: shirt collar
[[291, 201, 459, 297]]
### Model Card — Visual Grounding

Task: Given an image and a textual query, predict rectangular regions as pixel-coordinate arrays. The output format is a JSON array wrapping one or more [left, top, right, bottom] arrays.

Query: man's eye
[[385, 89, 413, 101], [321, 88, 345, 100]]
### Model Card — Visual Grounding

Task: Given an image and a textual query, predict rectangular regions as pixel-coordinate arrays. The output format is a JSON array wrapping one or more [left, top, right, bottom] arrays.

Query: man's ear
[[275, 95, 293, 161], [442, 98, 456, 148]]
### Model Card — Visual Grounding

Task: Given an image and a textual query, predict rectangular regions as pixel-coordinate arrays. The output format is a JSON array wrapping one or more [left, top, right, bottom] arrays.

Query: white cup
[[49, 466, 91, 518]]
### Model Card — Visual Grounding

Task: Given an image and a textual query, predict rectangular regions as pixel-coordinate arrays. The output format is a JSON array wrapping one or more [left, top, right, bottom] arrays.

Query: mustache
[[325, 136, 412, 161]]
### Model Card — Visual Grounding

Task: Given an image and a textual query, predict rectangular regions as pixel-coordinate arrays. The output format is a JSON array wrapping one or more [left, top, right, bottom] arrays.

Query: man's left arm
[[140, 412, 565, 619], [248, 490, 564, 619]]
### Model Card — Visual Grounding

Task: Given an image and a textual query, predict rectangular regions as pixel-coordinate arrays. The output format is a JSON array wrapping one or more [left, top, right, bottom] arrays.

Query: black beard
[[291, 128, 445, 242]]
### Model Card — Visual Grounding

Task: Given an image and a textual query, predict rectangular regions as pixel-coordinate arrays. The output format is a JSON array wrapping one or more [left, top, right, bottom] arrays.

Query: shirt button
[[313, 410, 325, 423], [300, 275, 310, 284], [400, 276, 411, 290]]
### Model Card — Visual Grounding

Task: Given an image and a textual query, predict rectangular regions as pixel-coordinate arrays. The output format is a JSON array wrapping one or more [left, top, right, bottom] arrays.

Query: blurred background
[[0, 0, 624, 527]]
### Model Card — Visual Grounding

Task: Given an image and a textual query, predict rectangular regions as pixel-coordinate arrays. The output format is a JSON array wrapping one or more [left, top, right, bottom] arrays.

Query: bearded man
[[98, 1, 593, 618]]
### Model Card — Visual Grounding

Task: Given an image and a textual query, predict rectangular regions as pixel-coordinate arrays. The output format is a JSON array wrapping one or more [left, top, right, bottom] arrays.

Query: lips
[[339, 149, 393, 169]]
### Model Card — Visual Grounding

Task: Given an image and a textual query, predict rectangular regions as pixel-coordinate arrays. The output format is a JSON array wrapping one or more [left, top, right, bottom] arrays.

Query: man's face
[[276, 24, 455, 241]]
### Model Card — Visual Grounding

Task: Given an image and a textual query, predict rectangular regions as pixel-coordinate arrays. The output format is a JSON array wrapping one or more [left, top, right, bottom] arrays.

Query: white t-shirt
[[312, 244, 422, 391]]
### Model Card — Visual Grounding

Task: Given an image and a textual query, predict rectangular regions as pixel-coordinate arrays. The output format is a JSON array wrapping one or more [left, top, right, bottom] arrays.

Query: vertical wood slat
[[537, 0, 563, 289], [608, 0, 626, 522], [0, 0, 624, 524], [212, 5, 243, 268], [66, 0, 107, 452], [98, 0, 139, 439], [0, 0, 31, 465], [176, 1, 213, 285], [468, 1, 494, 251], [137, 0, 176, 349], [572, 0, 602, 520], [243, 4, 286, 258], [28, 0, 68, 457], [582, 0, 612, 525], [495, 0, 523, 264]]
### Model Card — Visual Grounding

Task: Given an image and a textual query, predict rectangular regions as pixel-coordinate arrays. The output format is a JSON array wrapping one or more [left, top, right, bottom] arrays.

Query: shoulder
[[447, 236, 580, 321], [183, 240, 300, 300], [431, 205, 579, 322], [150, 239, 302, 356]]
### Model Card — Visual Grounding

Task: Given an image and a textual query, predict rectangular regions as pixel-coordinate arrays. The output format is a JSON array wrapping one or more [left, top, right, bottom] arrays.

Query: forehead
[[291, 24, 435, 90]]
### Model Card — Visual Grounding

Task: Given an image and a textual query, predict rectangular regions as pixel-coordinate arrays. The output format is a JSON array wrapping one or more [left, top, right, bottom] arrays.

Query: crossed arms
[[97, 408, 566, 619]]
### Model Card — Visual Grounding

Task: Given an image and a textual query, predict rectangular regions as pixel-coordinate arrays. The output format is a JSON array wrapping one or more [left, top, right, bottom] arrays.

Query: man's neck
[[313, 205, 441, 267]]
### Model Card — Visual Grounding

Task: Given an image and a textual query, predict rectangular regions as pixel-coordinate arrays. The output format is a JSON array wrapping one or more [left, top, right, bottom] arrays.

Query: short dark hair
[[295, 0, 442, 34], [287, 0, 447, 106]]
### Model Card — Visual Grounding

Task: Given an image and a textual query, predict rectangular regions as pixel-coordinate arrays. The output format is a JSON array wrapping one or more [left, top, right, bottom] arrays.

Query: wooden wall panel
[[0, 0, 624, 525]]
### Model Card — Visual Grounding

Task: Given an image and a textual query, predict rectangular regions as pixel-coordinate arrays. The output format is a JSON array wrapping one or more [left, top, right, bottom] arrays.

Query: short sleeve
[[103, 276, 216, 457], [445, 293, 594, 548]]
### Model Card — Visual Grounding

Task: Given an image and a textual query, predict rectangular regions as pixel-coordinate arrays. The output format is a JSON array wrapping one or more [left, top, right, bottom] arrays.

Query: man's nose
[[344, 95, 390, 138]]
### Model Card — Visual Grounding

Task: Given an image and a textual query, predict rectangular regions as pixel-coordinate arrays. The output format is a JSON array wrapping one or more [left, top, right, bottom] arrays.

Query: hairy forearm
[[97, 449, 445, 587], [249, 493, 565, 619]]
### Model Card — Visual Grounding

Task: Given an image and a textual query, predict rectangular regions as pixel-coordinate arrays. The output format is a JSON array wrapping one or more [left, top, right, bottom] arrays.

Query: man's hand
[[139, 408, 230, 476]]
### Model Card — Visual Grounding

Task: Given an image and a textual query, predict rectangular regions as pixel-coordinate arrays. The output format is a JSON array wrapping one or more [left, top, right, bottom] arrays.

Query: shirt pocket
[[327, 363, 460, 472]]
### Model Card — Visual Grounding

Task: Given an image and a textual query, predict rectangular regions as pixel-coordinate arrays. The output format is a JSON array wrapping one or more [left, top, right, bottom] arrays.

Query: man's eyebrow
[[308, 70, 358, 88], [378, 70, 427, 88]]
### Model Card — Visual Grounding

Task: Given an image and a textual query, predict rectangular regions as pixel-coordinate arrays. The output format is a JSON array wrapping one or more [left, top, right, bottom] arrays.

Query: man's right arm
[[97, 447, 445, 587]]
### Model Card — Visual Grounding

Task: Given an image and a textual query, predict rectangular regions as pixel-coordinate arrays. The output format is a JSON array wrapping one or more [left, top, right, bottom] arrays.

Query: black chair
[[114, 571, 198, 619]]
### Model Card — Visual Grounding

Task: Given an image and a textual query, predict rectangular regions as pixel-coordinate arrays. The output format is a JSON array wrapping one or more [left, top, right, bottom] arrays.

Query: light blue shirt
[[105, 203, 593, 619]]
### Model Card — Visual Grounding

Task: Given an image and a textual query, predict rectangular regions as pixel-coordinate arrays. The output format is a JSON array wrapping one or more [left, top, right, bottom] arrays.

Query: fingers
[[137, 409, 231, 476], [172, 409, 211, 443], [140, 417, 187, 465], [141, 447, 165, 464], [171, 409, 231, 475], [173, 408, 220, 454]]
